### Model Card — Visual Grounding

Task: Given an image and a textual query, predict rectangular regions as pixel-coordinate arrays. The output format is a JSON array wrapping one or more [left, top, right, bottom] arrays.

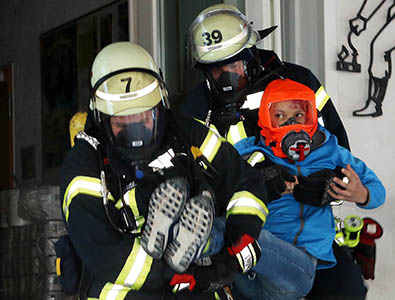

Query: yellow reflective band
[[99, 282, 130, 300], [226, 191, 269, 223], [114, 189, 144, 232], [56, 257, 61, 276], [315, 86, 329, 111], [214, 291, 221, 300], [200, 130, 223, 162], [115, 238, 153, 289], [227, 122, 247, 145], [247, 151, 265, 167], [63, 176, 115, 222]]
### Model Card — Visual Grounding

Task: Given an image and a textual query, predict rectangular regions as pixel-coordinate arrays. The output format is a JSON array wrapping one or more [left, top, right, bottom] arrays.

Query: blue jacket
[[234, 125, 385, 269]]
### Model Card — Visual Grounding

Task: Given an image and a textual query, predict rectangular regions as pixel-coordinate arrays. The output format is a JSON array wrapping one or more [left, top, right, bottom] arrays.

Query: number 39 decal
[[202, 30, 223, 46]]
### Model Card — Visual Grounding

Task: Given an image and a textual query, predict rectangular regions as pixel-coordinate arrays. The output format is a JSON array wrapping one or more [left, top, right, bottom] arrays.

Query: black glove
[[169, 248, 239, 293], [353, 218, 383, 280], [253, 156, 295, 201], [293, 166, 344, 207]]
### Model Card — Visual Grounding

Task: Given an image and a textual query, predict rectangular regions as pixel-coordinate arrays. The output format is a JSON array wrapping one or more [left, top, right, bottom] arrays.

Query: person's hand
[[282, 176, 298, 195], [328, 164, 369, 205], [169, 247, 239, 293]]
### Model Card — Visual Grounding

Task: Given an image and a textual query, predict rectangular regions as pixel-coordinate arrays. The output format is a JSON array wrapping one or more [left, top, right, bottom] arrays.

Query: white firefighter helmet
[[188, 4, 261, 67], [89, 42, 170, 168], [90, 41, 169, 119]]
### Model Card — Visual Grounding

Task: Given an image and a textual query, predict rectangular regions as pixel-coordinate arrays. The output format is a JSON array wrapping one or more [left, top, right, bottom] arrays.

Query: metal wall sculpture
[[337, 0, 395, 117]]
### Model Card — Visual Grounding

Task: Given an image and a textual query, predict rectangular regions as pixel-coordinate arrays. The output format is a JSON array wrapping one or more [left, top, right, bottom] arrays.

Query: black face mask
[[209, 71, 247, 127], [214, 71, 244, 93], [115, 122, 154, 148]]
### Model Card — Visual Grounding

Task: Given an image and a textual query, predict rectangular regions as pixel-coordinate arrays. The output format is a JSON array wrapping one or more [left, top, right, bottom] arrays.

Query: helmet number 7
[[121, 77, 132, 93]]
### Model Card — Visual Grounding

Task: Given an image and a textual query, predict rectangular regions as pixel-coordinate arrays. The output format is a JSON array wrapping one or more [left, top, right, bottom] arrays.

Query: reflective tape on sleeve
[[247, 151, 265, 167], [63, 176, 114, 222], [200, 130, 223, 162], [227, 121, 247, 145], [226, 191, 269, 223], [315, 86, 330, 111]]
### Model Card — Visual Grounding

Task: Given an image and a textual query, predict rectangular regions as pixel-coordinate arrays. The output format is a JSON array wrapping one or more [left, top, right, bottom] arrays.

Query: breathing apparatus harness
[[77, 113, 218, 236]]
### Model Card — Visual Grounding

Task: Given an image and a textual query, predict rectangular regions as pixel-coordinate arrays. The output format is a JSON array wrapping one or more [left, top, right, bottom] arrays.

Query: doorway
[[0, 64, 14, 190]]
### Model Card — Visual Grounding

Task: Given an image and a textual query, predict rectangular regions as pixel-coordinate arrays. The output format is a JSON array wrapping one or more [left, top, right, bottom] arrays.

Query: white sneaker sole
[[141, 177, 189, 258], [164, 194, 214, 273]]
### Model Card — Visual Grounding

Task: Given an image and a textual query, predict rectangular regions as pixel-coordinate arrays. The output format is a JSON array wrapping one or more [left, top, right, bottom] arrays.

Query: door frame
[[0, 63, 15, 189]]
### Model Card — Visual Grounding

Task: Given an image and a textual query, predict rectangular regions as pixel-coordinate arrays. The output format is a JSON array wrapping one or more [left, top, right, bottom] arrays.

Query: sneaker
[[164, 193, 214, 273], [141, 177, 189, 259]]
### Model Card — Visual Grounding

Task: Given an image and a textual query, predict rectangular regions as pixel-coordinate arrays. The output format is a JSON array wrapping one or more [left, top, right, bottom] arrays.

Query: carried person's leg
[[305, 243, 367, 300], [205, 218, 316, 300], [235, 229, 317, 300]]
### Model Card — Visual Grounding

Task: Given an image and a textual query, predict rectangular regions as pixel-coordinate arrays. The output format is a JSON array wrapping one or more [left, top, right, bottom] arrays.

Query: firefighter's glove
[[227, 233, 261, 274], [170, 234, 260, 293], [254, 159, 295, 201], [169, 247, 239, 293], [354, 218, 383, 280], [293, 167, 344, 207]]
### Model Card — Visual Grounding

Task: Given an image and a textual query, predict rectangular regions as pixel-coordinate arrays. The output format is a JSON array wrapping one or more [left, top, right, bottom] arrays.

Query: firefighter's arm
[[60, 148, 167, 290]]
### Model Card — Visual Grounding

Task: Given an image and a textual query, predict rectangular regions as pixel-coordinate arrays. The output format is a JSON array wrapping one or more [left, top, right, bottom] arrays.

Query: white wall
[[296, 0, 395, 298], [329, 1, 395, 298], [247, 1, 394, 297]]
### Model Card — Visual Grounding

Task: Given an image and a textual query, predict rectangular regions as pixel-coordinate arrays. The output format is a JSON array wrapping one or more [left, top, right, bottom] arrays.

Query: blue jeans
[[205, 218, 317, 300]]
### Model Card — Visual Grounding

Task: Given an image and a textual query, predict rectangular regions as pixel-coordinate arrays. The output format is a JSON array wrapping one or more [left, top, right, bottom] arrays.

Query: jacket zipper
[[293, 165, 304, 245]]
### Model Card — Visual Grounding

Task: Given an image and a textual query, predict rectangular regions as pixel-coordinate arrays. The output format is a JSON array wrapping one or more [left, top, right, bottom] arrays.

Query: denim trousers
[[205, 218, 317, 300]]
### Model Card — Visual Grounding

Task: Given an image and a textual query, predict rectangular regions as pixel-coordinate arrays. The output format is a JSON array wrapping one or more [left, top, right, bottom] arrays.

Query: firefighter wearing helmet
[[59, 41, 270, 300], [183, 4, 350, 150]]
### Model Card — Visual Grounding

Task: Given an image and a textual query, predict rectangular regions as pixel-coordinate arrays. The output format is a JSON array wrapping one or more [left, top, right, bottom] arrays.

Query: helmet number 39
[[202, 30, 223, 46]]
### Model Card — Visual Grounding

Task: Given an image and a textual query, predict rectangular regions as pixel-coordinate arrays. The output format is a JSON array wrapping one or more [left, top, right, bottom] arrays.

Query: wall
[[0, 0, 115, 186], [290, 0, 394, 298]]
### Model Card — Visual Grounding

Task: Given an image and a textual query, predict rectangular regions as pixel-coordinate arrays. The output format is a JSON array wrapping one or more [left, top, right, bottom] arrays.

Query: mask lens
[[269, 99, 314, 128], [111, 108, 158, 148]]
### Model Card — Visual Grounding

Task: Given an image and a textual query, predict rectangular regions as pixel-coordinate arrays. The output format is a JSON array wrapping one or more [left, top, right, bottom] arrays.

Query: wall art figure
[[337, 0, 395, 117]]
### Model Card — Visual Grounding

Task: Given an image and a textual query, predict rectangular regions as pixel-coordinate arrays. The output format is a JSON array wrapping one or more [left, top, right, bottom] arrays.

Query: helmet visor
[[109, 105, 162, 149], [187, 8, 260, 67], [268, 99, 315, 129]]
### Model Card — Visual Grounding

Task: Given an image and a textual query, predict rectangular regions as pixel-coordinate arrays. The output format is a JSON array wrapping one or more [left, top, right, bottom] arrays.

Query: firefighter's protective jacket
[[181, 49, 350, 150], [60, 112, 268, 299]]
